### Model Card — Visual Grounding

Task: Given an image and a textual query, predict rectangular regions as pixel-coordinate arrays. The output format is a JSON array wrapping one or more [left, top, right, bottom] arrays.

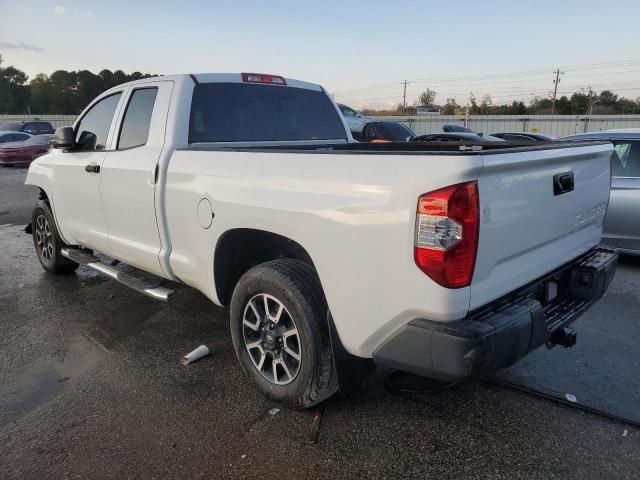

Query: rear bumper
[[373, 246, 618, 382]]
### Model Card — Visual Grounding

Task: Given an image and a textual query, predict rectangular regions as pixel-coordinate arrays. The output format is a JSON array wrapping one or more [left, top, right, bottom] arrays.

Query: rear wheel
[[32, 202, 78, 274], [230, 259, 337, 408]]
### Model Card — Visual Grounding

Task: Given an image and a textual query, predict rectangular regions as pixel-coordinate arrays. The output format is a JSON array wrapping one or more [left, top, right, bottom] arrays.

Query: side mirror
[[51, 126, 75, 149], [76, 131, 97, 151]]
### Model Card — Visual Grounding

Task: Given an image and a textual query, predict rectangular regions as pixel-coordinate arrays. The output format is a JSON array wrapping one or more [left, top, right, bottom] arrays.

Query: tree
[[29, 73, 52, 112], [598, 90, 618, 107], [555, 96, 572, 114], [529, 97, 552, 114], [615, 98, 637, 114], [570, 91, 590, 114], [0, 54, 30, 113], [419, 89, 437, 107], [441, 97, 459, 115]]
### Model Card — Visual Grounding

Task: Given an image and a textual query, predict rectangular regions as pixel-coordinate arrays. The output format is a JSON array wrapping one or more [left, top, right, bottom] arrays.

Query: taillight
[[414, 181, 479, 288], [241, 72, 286, 85]]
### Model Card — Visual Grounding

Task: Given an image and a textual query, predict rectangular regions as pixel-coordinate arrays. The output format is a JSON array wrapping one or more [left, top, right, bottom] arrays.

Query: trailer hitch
[[548, 327, 577, 348]]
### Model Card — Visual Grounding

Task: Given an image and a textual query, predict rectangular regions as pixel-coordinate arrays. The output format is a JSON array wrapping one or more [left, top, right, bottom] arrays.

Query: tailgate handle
[[553, 172, 574, 196]]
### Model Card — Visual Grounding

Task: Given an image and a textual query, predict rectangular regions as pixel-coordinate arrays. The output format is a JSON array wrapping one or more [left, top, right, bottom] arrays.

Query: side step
[[61, 248, 175, 301]]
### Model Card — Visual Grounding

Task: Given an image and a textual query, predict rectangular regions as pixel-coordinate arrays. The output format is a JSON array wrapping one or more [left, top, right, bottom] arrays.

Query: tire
[[230, 259, 337, 408], [31, 201, 79, 274]]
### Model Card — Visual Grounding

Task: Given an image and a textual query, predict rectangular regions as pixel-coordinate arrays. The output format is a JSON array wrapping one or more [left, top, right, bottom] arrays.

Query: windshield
[[189, 83, 347, 143], [24, 135, 52, 145]]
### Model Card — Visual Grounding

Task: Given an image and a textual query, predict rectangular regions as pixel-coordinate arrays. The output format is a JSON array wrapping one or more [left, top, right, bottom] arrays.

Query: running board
[[61, 247, 175, 301]]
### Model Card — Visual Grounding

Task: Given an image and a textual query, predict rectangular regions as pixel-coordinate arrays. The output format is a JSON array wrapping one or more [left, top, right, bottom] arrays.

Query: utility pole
[[551, 68, 564, 115], [587, 88, 597, 117], [464, 92, 473, 128], [402, 81, 408, 113]]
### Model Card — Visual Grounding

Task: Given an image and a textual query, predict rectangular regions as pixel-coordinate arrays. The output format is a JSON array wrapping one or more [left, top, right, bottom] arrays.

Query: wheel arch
[[214, 228, 373, 395], [213, 228, 318, 306]]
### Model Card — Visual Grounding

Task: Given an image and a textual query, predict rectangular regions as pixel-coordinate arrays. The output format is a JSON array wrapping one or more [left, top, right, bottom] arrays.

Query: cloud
[[53, 5, 65, 14], [0, 41, 45, 52], [74, 9, 94, 17]]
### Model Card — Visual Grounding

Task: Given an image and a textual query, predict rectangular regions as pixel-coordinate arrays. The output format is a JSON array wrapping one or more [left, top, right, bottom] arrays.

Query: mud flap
[[327, 311, 374, 396]]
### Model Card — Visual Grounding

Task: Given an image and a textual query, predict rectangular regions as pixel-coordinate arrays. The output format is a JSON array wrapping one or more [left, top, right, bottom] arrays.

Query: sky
[[1, 0, 640, 109]]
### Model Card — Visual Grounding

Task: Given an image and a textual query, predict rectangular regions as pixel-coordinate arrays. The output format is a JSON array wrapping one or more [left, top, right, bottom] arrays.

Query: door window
[[117, 88, 158, 150], [613, 142, 640, 177], [75, 93, 122, 151]]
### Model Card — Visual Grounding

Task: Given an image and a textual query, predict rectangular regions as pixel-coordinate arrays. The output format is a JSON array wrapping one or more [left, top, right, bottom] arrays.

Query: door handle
[[85, 163, 100, 174]]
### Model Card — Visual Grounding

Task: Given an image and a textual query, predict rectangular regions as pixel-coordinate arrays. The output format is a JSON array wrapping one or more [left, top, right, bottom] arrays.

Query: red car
[[0, 135, 52, 166]]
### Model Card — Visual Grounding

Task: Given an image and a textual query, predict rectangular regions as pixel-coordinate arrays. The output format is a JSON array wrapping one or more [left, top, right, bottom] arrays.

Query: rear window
[[189, 83, 347, 143]]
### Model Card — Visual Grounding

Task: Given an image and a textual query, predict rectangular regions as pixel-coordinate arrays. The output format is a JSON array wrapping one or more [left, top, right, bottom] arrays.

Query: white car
[[337, 103, 374, 134], [26, 72, 617, 408]]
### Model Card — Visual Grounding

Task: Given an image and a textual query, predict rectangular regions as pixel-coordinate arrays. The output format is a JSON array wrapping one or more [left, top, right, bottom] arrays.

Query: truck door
[[52, 91, 124, 253], [99, 81, 174, 277]]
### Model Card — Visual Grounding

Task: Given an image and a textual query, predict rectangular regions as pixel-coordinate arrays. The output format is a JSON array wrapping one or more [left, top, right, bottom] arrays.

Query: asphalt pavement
[[1, 166, 639, 479]]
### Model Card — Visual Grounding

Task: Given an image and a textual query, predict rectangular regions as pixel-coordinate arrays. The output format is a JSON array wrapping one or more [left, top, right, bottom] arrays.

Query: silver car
[[562, 129, 640, 255]]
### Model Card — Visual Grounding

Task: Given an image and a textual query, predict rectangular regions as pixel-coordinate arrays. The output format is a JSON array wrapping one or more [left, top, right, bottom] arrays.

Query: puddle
[[0, 335, 105, 427]]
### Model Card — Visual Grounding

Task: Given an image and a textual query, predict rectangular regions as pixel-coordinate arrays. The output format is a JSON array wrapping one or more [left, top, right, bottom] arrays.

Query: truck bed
[[165, 140, 613, 356], [181, 140, 608, 154]]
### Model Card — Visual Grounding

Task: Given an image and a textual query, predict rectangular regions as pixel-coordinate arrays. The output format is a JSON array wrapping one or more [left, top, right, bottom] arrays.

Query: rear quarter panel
[[165, 150, 483, 356]]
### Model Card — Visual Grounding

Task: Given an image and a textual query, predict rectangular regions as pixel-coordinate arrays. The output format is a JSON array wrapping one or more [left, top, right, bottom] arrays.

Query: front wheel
[[31, 201, 78, 274], [230, 259, 337, 408]]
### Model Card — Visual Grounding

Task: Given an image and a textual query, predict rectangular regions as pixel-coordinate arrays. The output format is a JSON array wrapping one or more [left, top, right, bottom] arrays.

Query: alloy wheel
[[242, 293, 302, 385], [35, 214, 54, 263]]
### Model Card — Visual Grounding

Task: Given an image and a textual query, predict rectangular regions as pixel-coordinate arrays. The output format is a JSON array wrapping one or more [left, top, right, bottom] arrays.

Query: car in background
[[0, 134, 51, 166], [0, 131, 32, 145], [360, 121, 415, 142], [492, 132, 556, 141], [337, 103, 374, 134], [442, 124, 475, 133], [0, 120, 55, 135], [561, 129, 640, 255], [411, 132, 505, 142]]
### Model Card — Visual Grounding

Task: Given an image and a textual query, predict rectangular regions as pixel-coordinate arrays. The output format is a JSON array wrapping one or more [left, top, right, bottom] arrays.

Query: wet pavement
[[496, 254, 640, 424], [1, 166, 639, 479]]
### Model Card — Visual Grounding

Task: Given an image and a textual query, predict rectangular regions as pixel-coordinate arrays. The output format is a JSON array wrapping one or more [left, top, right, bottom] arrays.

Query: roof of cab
[[103, 73, 323, 92]]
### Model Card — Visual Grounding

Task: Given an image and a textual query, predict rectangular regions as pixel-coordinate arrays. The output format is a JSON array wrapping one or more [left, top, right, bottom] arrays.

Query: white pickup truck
[[26, 73, 617, 408]]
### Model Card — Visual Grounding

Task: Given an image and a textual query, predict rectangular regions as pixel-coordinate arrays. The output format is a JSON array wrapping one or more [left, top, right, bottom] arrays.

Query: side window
[[16, 133, 30, 141], [75, 92, 122, 151], [613, 142, 640, 177], [117, 88, 158, 150], [343, 107, 357, 118]]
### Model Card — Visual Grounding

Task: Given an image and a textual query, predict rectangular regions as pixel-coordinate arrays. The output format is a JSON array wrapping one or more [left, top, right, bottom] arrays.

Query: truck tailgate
[[470, 143, 613, 309]]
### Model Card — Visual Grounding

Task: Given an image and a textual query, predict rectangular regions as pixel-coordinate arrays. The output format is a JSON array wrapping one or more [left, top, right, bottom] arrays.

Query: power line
[[332, 58, 640, 98], [336, 68, 640, 102], [337, 79, 640, 107]]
